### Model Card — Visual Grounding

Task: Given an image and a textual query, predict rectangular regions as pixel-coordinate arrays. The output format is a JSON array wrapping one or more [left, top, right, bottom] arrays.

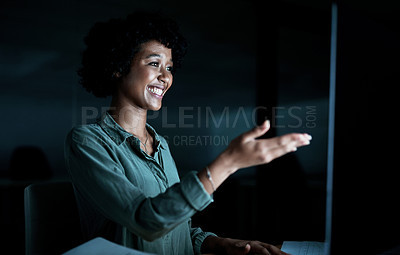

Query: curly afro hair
[[77, 11, 188, 98]]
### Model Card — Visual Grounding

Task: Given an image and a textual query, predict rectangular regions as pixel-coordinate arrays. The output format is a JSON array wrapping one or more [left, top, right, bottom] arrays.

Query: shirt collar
[[98, 111, 165, 150]]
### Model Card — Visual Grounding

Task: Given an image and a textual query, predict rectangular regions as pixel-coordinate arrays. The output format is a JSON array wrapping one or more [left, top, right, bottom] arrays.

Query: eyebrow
[[145, 53, 161, 59], [144, 53, 173, 62]]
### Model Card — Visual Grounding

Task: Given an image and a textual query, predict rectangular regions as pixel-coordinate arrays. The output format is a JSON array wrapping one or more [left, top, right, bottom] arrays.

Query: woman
[[65, 12, 311, 255]]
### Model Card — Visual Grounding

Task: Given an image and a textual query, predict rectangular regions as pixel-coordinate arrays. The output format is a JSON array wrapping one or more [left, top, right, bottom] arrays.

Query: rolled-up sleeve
[[65, 127, 214, 242], [190, 220, 217, 255]]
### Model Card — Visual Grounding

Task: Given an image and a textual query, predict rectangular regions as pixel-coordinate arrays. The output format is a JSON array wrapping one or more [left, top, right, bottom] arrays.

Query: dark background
[[330, 1, 400, 254], [0, 0, 399, 254]]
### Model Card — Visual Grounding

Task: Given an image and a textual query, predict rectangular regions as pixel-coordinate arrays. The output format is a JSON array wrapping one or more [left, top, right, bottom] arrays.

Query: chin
[[149, 104, 162, 111]]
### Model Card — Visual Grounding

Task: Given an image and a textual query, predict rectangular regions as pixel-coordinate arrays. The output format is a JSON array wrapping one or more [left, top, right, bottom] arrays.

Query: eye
[[166, 66, 173, 72], [149, 62, 159, 67]]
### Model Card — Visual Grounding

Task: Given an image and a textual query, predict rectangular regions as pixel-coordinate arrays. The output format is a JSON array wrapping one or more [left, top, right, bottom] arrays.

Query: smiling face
[[116, 40, 173, 111]]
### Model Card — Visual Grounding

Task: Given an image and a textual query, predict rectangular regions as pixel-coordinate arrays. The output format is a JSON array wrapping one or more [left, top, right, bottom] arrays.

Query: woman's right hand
[[223, 120, 311, 172], [198, 120, 312, 194]]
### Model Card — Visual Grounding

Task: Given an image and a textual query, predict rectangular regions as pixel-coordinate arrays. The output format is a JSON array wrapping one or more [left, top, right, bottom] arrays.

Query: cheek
[[124, 68, 153, 90], [140, 69, 161, 87]]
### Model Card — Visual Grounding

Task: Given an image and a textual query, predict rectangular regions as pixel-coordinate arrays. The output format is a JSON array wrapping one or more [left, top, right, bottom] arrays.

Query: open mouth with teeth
[[147, 86, 164, 98]]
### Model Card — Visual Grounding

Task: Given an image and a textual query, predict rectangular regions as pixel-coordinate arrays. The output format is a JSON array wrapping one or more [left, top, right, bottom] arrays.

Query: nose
[[158, 67, 171, 85]]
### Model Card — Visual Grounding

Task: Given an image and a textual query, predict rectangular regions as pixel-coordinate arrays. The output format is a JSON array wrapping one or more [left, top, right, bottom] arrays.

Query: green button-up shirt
[[64, 112, 216, 255]]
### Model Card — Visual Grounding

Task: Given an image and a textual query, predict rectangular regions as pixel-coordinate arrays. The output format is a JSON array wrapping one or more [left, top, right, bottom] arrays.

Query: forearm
[[134, 171, 214, 240], [197, 150, 237, 195]]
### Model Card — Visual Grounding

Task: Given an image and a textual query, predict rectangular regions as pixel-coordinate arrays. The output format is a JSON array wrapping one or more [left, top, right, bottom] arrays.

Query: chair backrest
[[24, 181, 83, 255]]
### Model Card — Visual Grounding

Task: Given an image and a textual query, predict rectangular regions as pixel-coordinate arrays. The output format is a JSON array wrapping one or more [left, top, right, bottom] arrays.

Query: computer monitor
[[257, 1, 399, 254], [324, 1, 337, 254], [328, 1, 400, 254]]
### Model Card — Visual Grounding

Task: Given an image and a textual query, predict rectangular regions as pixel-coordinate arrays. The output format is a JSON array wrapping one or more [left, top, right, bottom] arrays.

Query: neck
[[109, 96, 148, 138]]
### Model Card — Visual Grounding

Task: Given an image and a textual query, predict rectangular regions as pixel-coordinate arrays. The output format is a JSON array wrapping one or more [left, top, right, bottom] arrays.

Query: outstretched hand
[[199, 120, 312, 194], [223, 120, 311, 171]]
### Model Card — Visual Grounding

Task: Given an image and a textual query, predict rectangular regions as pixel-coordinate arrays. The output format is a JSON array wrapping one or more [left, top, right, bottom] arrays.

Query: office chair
[[24, 181, 83, 255]]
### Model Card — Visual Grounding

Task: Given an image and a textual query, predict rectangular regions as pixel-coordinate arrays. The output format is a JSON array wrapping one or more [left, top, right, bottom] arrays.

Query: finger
[[244, 243, 251, 253], [242, 120, 270, 142], [259, 140, 300, 164], [260, 243, 290, 255], [247, 243, 271, 255], [263, 133, 311, 150], [234, 241, 252, 254]]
